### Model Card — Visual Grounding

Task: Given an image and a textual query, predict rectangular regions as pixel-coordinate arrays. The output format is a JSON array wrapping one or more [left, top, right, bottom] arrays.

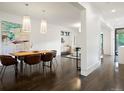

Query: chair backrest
[[51, 50, 57, 58], [41, 52, 53, 62], [0, 55, 17, 66], [24, 54, 41, 65]]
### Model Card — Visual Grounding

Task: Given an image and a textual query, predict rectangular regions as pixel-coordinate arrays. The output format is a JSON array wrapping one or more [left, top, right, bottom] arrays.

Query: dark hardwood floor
[[0, 55, 124, 91]]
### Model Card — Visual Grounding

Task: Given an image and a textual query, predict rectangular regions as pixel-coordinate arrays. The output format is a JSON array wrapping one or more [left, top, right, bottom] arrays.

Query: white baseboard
[[81, 61, 101, 76]]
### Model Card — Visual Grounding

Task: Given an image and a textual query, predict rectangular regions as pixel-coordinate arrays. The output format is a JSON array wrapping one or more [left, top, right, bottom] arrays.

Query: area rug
[[65, 55, 80, 60]]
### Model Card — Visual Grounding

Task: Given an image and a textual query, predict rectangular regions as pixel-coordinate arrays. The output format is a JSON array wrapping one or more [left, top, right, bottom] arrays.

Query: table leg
[[20, 59, 23, 73], [15, 56, 18, 78], [50, 61, 52, 70]]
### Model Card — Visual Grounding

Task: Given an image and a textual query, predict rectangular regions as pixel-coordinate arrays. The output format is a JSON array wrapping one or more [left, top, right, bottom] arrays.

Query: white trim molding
[[81, 61, 101, 76]]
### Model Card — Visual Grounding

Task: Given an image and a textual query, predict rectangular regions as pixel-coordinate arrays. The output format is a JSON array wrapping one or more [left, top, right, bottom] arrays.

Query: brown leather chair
[[24, 54, 41, 72], [41, 52, 53, 71], [0, 55, 18, 79]]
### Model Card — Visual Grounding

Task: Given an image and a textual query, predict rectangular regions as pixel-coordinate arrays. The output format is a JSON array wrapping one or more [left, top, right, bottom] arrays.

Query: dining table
[[10, 50, 52, 76]]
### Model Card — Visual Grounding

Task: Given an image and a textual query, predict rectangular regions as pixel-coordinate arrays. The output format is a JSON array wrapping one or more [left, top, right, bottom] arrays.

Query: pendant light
[[22, 3, 31, 32], [40, 10, 47, 34]]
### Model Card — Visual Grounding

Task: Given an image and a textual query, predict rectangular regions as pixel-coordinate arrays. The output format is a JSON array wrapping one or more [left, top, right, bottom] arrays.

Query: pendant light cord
[[42, 10, 46, 19], [25, 3, 29, 16]]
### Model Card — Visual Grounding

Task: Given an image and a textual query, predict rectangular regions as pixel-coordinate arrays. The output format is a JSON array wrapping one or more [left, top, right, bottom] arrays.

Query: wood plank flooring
[[0, 55, 124, 91]]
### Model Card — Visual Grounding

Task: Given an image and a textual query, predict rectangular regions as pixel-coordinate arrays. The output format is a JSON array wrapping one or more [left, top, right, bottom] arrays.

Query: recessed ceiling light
[[112, 9, 116, 13]]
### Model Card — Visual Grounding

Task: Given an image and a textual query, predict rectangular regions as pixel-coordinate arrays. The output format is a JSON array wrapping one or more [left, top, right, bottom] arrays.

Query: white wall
[[103, 30, 111, 55], [79, 2, 115, 76], [31, 19, 76, 55], [109, 17, 124, 29], [75, 29, 83, 47], [0, 11, 76, 56], [30, 19, 61, 55], [61, 29, 78, 53], [102, 26, 111, 55], [79, 3, 101, 76], [100, 21, 114, 55], [111, 30, 115, 55]]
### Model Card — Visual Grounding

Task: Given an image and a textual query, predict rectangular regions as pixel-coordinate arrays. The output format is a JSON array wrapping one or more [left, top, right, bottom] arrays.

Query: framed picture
[[61, 31, 64, 36], [1, 21, 22, 43], [61, 31, 70, 36]]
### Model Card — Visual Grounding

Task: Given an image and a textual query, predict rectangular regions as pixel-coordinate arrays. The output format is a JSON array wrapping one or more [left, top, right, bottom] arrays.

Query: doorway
[[115, 28, 124, 62]]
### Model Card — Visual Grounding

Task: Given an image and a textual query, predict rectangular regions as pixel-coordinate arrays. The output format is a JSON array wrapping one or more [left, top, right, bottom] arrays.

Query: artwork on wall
[[61, 37, 65, 43], [61, 31, 70, 36], [1, 21, 22, 43], [1, 21, 30, 44], [1, 21, 30, 54], [61, 31, 64, 36]]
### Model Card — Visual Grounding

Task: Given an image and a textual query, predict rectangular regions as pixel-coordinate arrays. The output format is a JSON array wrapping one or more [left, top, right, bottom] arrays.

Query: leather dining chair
[[24, 54, 41, 73], [0, 55, 18, 79], [41, 52, 54, 71]]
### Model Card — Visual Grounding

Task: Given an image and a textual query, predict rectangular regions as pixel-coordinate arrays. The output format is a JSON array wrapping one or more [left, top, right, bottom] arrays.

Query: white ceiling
[[92, 2, 124, 28], [1, 2, 124, 29], [0, 2, 81, 29]]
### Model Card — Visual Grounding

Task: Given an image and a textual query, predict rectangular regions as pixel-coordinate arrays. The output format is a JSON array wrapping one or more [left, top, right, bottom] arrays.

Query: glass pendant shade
[[22, 16, 31, 32], [40, 19, 47, 34]]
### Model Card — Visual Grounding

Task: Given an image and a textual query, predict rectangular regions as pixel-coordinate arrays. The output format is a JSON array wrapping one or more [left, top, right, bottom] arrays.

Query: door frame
[[100, 33, 104, 55]]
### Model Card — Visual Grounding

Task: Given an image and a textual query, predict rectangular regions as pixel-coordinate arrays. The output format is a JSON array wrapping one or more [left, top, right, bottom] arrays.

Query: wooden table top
[[10, 50, 52, 57]]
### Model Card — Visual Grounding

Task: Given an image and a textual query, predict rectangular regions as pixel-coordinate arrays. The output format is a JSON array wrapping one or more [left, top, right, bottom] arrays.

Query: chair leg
[[50, 61, 52, 70], [42, 62, 45, 72], [14, 62, 18, 77]]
